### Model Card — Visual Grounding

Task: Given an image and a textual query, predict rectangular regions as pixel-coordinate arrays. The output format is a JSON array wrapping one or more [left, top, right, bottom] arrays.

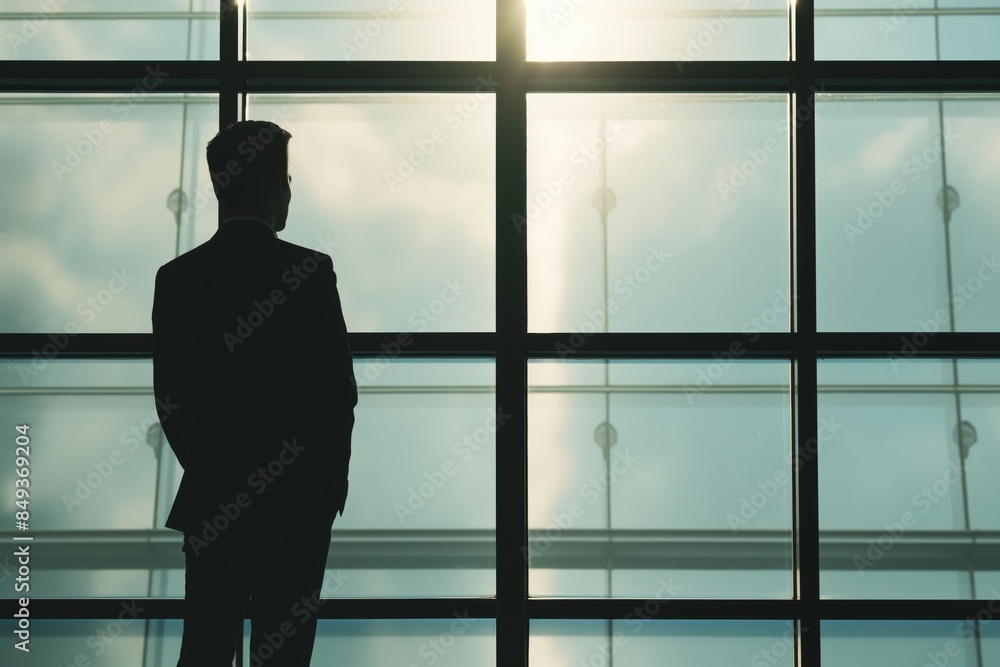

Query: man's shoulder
[[273, 237, 332, 266], [154, 236, 334, 285], [155, 241, 214, 281]]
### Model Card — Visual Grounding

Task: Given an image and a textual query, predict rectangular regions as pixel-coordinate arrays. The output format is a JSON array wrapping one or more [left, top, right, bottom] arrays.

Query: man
[[152, 120, 357, 666]]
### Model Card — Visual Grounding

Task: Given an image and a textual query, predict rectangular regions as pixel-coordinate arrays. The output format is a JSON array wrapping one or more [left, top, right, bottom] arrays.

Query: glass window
[[247, 0, 495, 61], [0, 619, 497, 666], [816, 0, 1000, 60], [822, 620, 1000, 666], [0, 358, 496, 598], [816, 94, 1000, 332], [0, 93, 218, 334], [528, 94, 790, 334], [531, 620, 796, 667], [818, 359, 1000, 599], [5, 0, 998, 661], [526, 0, 789, 61], [529, 360, 792, 598], [0, 1, 219, 60], [246, 94, 496, 333]]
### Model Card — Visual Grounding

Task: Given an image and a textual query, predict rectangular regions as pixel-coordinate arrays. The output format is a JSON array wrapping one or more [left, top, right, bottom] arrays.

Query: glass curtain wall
[[1, 1, 999, 665]]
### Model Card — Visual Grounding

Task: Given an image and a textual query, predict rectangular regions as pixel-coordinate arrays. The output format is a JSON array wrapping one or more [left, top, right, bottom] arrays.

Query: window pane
[[531, 620, 796, 667], [247, 0, 495, 61], [0, 619, 170, 665], [526, 0, 788, 61], [528, 360, 792, 598], [816, 1, 1000, 60], [0, 619, 497, 666], [816, 94, 1000, 331], [0, 93, 218, 334], [0, 358, 496, 597], [0, 1, 219, 60], [818, 359, 1000, 599], [310, 619, 496, 666], [823, 620, 1000, 666], [527, 94, 789, 333], [247, 94, 496, 333]]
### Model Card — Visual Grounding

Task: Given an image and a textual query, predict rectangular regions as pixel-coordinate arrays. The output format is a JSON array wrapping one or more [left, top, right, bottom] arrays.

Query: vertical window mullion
[[497, 0, 528, 665], [220, 0, 239, 128], [793, 0, 820, 665]]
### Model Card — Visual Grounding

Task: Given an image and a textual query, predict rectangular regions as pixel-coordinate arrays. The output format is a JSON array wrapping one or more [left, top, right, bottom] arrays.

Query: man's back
[[152, 219, 357, 535]]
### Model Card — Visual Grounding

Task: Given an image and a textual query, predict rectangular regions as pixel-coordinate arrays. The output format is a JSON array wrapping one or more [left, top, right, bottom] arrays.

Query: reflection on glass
[[247, 0, 495, 61], [818, 360, 1000, 600], [528, 93, 789, 333], [0, 619, 497, 666], [816, 1, 1000, 60], [526, 0, 788, 61], [0, 1, 219, 60], [246, 94, 496, 333], [309, 620, 496, 666], [528, 360, 792, 598], [0, 93, 218, 334], [531, 620, 796, 667], [0, 619, 168, 666], [0, 358, 496, 598], [823, 620, 1000, 667], [816, 94, 1000, 332]]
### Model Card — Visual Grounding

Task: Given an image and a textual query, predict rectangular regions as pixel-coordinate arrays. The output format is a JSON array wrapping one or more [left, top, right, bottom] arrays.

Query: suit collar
[[218, 216, 277, 238]]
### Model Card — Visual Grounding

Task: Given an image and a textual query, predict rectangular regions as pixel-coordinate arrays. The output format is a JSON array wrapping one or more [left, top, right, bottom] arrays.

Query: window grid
[[2, 1, 1000, 665]]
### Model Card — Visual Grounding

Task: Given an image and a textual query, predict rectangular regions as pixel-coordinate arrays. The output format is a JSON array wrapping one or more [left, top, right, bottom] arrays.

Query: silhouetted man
[[152, 120, 357, 667]]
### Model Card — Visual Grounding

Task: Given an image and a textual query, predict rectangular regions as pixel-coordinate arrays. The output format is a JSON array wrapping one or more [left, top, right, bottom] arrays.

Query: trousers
[[177, 506, 336, 667]]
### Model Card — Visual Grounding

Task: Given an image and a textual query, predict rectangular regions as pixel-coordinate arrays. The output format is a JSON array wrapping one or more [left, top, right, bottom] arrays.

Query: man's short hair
[[206, 120, 292, 209]]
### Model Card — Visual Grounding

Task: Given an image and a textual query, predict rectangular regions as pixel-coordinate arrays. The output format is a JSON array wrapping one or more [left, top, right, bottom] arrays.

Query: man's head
[[207, 120, 293, 231]]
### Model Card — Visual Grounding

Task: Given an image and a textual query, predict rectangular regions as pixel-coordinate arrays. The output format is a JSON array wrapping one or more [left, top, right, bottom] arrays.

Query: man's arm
[[151, 265, 189, 469], [315, 254, 356, 515]]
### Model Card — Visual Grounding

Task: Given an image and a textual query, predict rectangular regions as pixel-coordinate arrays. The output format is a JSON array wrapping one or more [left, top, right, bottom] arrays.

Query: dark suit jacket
[[152, 219, 357, 534]]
